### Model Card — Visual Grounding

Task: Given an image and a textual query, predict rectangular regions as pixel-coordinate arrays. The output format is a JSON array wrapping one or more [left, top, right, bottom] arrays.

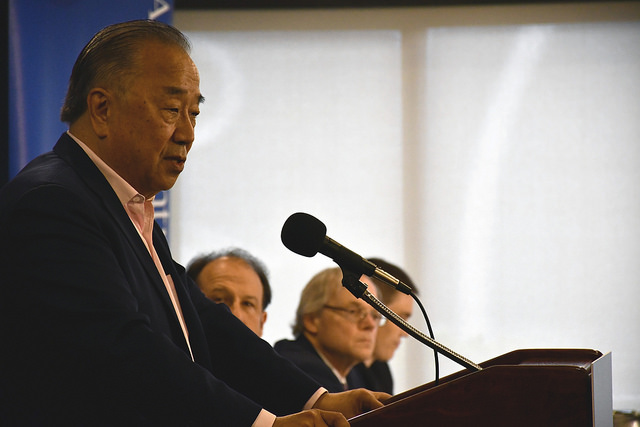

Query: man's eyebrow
[[163, 86, 205, 104]]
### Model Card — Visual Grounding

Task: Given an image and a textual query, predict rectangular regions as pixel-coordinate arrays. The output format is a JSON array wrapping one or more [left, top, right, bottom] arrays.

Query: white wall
[[172, 3, 640, 410]]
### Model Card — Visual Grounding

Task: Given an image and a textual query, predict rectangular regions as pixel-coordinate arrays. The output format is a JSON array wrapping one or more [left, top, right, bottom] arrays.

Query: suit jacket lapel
[[153, 225, 212, 367], [53, 134, 181, 334]]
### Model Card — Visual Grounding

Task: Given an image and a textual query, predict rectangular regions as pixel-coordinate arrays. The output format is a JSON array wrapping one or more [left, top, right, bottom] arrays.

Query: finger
[[320, 410, 350, 427], [351, 389, 390, 414], [372, 390, 392, 403]]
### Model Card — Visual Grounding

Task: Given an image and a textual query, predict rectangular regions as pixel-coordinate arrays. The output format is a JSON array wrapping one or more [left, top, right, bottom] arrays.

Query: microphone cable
[[411, 292, 440, 385]]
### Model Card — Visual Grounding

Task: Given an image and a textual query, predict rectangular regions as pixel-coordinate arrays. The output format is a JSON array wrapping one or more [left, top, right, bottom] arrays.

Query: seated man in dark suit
[[275, 267, 381, 393], [0, 19, 387, 426], [187, 248, 271, 337]]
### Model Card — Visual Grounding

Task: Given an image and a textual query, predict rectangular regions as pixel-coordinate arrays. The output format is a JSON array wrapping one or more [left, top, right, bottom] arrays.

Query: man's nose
[[360, 311, 379, 329], [174, 112, 195, 148]]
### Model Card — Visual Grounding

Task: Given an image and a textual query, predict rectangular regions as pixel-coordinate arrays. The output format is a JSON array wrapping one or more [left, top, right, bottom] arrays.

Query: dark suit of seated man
[[0, 20, 387, 427], [275, 267, 381, 393]]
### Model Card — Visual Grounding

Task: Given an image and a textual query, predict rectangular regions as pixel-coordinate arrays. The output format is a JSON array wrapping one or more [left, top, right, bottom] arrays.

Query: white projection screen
[[172, 3, 640, 411]]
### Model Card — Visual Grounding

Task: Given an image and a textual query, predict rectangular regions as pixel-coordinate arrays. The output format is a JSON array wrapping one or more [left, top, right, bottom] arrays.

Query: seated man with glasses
[[274, 267, 381, 393]]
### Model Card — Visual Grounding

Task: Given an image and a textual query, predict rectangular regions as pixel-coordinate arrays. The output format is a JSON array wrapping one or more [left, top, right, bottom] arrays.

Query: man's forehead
[[161, 86, 205, 104], [207, 272, 262, 295], [210, 283, 262, 303], [329, 286, 361, 305]]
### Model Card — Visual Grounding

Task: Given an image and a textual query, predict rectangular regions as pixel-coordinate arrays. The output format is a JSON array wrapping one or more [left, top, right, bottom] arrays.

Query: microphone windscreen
[[281, 212, 326, 257]]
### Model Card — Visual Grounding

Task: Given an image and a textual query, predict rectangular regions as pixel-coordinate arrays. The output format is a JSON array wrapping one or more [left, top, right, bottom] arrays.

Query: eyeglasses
[[323, 305, 383, 325]]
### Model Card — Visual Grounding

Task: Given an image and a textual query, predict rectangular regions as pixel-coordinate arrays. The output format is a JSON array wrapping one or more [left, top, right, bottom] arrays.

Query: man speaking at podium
[[0, 20, 387, 426]]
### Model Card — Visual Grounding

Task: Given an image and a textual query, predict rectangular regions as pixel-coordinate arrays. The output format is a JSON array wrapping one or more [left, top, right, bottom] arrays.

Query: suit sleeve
[[175, 261, 322, 415]]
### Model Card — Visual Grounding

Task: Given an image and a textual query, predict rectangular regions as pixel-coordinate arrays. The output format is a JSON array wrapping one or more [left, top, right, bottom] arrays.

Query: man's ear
[[87, 88, 110, 139], [260, 311, 267, 328], [302, 313, 319, 335]]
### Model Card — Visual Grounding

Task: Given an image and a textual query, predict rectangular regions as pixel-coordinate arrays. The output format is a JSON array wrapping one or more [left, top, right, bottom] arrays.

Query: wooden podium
[[349, 349, 612, 427]]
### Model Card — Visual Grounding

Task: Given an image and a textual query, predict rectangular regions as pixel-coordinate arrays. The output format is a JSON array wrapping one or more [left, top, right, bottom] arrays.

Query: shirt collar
[[315, 347, 349, 388], [67, 131, 152, 206]]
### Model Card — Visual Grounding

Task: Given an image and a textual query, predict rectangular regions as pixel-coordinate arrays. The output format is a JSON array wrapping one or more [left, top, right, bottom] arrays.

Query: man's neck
[[305, 334, 355, 379]]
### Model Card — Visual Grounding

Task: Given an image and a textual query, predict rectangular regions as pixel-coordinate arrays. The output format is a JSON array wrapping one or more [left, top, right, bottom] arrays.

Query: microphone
[[281, 212, 413, 295]]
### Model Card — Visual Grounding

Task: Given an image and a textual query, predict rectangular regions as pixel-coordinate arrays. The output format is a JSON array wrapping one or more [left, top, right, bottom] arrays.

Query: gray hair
[[60, 20, 191, 124], [292, 267, 343, 337]]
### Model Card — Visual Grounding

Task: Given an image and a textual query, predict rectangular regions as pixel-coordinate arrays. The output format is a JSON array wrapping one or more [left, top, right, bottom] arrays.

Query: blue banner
[[9, 0, 173, 237]]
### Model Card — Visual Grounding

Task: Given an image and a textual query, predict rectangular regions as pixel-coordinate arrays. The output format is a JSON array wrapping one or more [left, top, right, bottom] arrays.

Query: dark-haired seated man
[[351, 258, 418, 394]]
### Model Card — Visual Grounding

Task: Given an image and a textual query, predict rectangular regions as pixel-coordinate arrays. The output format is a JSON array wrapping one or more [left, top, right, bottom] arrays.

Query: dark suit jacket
[[0, 133, 319, 426], [274, 335, 367, 393], [351, 361, 394, 394]]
